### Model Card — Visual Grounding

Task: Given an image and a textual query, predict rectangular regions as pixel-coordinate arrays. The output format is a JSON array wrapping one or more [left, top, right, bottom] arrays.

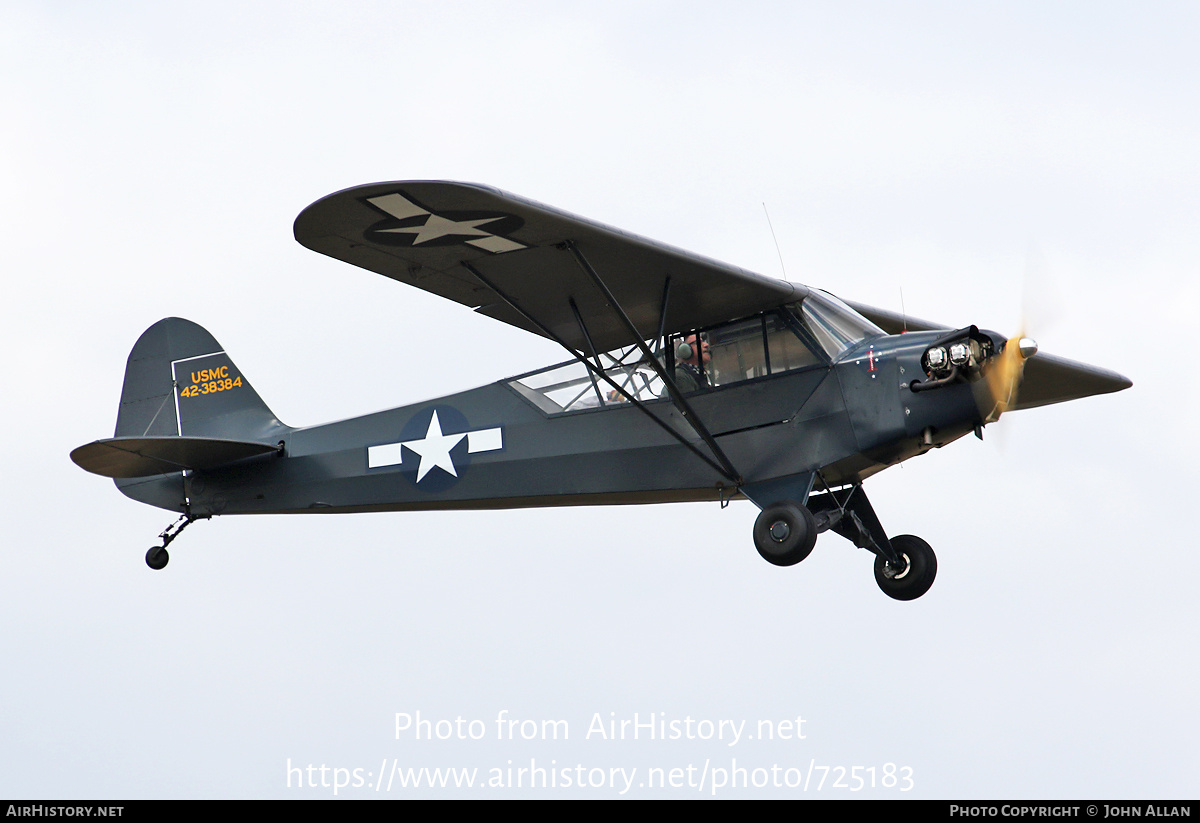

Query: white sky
[[2, 0, 1196, 799]]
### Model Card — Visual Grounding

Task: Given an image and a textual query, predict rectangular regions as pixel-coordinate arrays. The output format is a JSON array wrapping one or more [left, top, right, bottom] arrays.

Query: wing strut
[[653, 276, 672, 358], [461, 261, 739, 485], [562, 241, 742, 485], [567, 297, 607, 407]]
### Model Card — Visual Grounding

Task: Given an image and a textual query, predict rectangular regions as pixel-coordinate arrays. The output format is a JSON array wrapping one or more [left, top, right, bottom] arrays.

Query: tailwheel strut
[[145, 511, 209, 570]]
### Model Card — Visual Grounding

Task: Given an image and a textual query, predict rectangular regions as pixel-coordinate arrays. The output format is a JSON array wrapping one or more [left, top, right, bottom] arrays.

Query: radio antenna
[[762, 202, 788, 281]]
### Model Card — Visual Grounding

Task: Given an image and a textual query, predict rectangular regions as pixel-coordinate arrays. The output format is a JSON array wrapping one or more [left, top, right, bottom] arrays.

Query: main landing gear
[[144, 511, 209, 570], [753, 502, 817, 566], [748, 482, 937, 600], [873, 535, 937, 601]]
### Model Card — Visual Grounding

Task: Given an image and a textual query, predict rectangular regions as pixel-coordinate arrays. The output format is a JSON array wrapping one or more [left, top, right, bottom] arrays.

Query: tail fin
[[115, 317, 284, 441], [70, 319, 287, 511]]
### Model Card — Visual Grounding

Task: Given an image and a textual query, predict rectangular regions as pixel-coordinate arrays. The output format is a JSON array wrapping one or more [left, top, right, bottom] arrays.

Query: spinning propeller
[[982, 330, 1038, 423], [980, 243, 1062, 423]]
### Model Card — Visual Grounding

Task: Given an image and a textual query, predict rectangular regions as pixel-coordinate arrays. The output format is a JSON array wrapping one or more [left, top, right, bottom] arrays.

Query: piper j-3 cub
[[71, 182, 1131, 600]]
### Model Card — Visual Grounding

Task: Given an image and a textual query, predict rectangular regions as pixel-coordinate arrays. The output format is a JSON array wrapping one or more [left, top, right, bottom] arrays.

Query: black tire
[[874, 535, 936, 600], [145, 546, 169, 571], [753, 502, 817, 567]]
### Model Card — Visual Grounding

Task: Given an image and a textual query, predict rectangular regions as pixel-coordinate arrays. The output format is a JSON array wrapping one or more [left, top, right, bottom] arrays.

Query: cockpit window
[[507, 294, 883, 414], [794, 291, 884, 359], [703, 312, 823, 384], [662, 308, 826, 390]]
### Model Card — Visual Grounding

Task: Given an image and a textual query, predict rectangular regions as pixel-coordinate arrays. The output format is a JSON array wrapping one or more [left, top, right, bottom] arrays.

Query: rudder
[[115, 317, 284, 441]]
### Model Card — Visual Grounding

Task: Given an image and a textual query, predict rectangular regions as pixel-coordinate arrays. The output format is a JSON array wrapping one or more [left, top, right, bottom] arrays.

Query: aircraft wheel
[[873, 535, 936, 600], [753, 502, 817, 567], [145, 546, 169, 571]]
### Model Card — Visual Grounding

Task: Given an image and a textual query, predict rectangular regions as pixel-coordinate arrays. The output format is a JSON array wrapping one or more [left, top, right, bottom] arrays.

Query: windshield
[[795, 291, 884, 358]]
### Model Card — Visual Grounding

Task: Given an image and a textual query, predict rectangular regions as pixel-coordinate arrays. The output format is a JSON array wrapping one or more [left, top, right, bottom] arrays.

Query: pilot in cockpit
[[672, 333, 711, 393]]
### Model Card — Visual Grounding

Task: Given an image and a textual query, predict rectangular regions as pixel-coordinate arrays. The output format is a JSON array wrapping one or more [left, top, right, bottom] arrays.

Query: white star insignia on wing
[[380, 214, 504, 245], [365, 192, 526, 253]]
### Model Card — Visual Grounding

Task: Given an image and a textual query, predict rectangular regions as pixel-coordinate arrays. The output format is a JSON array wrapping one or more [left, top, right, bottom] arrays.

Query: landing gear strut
[[746, 477, 938, 600], [144, 512, 208, 570], [808, 483, 937, 600]]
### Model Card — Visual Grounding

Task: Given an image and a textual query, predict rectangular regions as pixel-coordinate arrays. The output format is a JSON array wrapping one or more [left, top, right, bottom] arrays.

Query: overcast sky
[[2, 1, 1196, 798]]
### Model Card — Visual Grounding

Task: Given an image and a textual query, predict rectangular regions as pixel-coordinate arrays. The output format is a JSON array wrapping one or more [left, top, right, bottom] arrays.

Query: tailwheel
[[145, 546, 169, 571], [873, 535, 936, 601], [143, 511, 208, 570], [753, 502, 817, 567]]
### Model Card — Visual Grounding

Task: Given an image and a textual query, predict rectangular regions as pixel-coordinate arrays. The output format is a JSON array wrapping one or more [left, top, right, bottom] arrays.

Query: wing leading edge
[[294, 181, 803, 353]]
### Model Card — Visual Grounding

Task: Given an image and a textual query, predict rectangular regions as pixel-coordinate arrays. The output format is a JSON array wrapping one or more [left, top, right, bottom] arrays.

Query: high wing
[[1006, 352, 1131, 411], [295, 181, 1128, 411], [844, 300, 949, 334], [294, 181, 803, 353]]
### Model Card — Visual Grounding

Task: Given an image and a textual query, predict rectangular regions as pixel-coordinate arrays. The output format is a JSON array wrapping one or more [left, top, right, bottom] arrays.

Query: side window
[[708, 318, 769, 383], [766, 311, 822, 372], [671, 310, 823, 389]]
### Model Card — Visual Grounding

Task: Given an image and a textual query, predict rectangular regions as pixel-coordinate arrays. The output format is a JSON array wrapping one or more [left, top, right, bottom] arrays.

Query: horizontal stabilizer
[[71, 436, 282, 479]]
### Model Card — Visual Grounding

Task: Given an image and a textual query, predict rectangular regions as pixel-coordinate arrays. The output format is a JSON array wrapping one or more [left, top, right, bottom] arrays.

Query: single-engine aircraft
[[71, 182, 1132, 599]]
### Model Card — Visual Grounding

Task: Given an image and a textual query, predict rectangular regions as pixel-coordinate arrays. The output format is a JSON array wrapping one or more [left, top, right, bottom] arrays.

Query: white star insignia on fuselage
[[366, 410, 504, 483], [402, 410, 464, 482]]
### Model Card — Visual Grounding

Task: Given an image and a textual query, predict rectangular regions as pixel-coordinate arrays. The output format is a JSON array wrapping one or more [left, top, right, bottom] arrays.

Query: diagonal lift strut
[[461, 254, 741, 486], [561, 241, 742, 484]]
